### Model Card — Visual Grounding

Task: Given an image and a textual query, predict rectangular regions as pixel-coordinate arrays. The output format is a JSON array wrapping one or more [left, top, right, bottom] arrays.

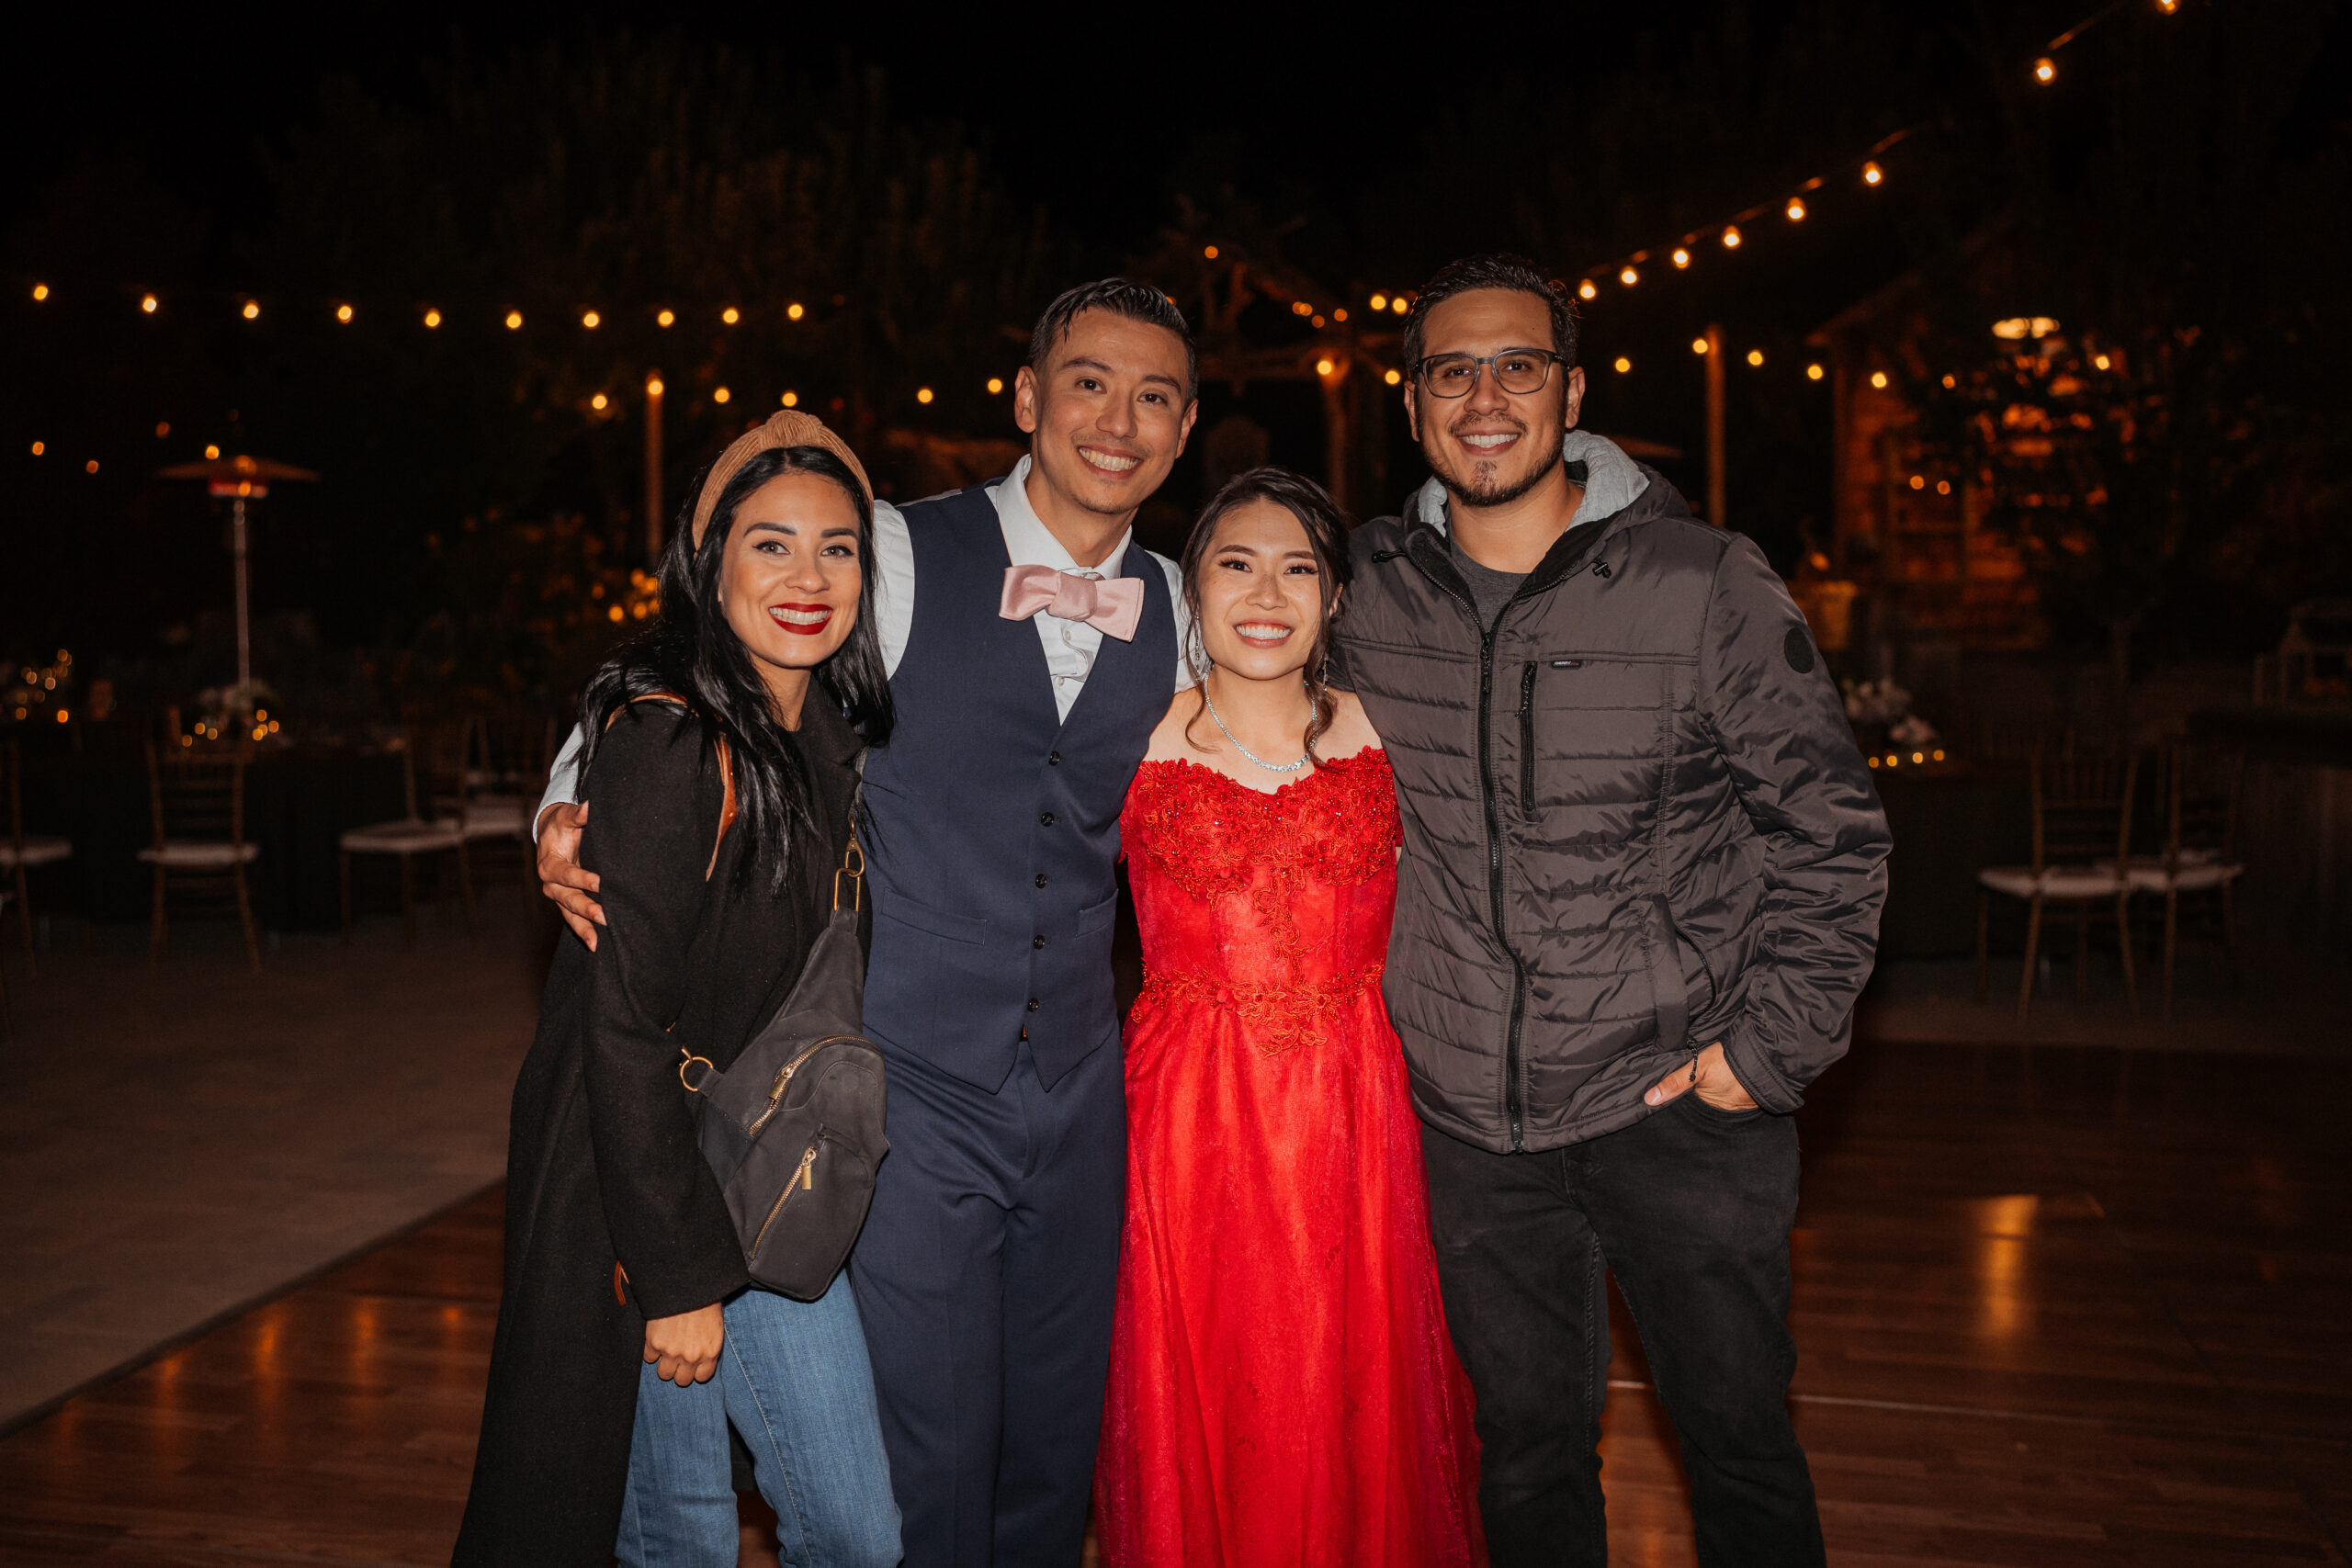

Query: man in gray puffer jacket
[[1340, 254, 1890, 1568]]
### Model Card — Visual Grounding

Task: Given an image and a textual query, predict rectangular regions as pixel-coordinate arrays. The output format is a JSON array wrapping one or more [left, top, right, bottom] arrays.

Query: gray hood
[[1408, 429, 1651, 533]]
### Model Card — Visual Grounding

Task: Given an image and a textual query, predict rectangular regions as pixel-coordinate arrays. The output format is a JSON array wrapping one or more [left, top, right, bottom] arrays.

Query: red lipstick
[[768, 602, 835, 637]]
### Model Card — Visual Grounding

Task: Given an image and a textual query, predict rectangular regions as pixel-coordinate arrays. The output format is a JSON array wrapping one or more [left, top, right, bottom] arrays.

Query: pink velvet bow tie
[[999, 564, 1144, 642]]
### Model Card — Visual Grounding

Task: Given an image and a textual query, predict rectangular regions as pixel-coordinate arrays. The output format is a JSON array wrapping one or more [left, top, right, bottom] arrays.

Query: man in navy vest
[[537, 279, 1198, 1564]]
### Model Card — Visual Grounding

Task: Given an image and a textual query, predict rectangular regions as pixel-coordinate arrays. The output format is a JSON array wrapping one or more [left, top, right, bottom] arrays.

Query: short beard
[[1431, 420, 1566, 511]]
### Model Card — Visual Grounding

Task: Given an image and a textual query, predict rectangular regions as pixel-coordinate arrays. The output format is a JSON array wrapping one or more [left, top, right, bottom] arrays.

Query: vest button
[[1033, 934, 1047, 950], [1026, 997, 1041, 1012], [1039, 812, 1056, 827], [1048, 750, 1062, 765], [1035, 873, 1048, 888]]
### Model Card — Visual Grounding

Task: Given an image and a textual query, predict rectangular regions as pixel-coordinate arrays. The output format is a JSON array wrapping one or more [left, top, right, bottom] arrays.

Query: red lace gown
[[1093, 750, 1485, 1568]]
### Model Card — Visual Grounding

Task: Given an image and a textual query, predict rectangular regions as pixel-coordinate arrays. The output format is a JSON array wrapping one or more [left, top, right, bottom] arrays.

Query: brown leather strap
[[613, 692, 737, 881]]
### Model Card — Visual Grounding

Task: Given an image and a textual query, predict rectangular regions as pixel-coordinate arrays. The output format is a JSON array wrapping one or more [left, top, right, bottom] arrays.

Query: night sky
[[7, 1, 2346, 676]]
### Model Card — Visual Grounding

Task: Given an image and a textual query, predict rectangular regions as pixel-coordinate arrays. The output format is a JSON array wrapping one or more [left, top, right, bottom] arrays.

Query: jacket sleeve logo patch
[[1783, 625, 1816, 674]]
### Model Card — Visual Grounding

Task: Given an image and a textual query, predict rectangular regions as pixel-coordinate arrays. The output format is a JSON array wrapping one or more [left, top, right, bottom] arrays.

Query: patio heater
[[160, 454, 319, 717]]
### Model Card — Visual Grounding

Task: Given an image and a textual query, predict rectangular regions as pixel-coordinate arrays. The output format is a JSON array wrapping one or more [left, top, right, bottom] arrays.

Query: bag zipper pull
[[797, 1147, 818, 1190]]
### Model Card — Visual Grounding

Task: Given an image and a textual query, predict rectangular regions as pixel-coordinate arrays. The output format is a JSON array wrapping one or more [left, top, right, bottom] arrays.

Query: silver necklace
[[1203, 687, 1312, 773]]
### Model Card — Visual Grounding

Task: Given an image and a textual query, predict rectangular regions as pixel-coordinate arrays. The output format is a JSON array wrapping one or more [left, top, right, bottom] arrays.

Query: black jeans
[[1420, 1095, 1825, 1568]]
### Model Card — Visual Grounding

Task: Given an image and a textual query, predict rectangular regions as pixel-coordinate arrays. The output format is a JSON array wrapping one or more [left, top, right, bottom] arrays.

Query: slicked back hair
[[1401, 253, 1579, 376], [1028, 278, 1198, 403]]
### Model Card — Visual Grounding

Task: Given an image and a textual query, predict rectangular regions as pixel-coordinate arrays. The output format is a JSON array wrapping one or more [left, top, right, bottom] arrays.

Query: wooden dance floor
[[0, 1039, 2345, 1567]]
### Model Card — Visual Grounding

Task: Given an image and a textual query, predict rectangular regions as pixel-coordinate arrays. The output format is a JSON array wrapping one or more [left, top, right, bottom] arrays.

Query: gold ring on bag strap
[[832, 830, 865, 912]]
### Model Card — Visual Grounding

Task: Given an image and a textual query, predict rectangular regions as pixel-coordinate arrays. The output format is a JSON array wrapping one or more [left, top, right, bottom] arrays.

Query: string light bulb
[[1384, 368, 1402, 386], [786, 302, 805, 321], [31, 283, 48, 300], [1390, 296, 1408, 315], [916, 387, 934, 404], [1204, 244, 1219, 259], [205, 444, 220, 459], [1671, 247, 1691, 269], [1747, 349, 1765, 367], [504, 310, 524, 331], [721, 306, 740, 325], [424, 308, 442, 329], [1871, 370, 1890, 389], [2156, 0, 2178, 10], [1577, 280, 1598, 300], [781, 390, 798, 407], [1619, 266, 1639, 287], [2093, 353, 2112, 370], [155, 422, 170, 437], [1806, 363, 1825, 380], [336, 303, 354, 322], [592, 393, 608, 410], [582, 310, 601, 329], [2034, 56, 2056, 83], [1612, 355, 1632, 374], [1785, 198, 1807, 221], [987, 377, 1004, 394], [1721, 226, 1742, 249], [242, 300, 260, 320], [657, 309, 675, 328], [1332, 308, 1347, 321], [1862, 161, 1884, 186], [141, 294, 158, 313], [1370, 293, 1388, 311], [1691, 337, 1710, 355], [28, 441, 42, 456], [646, 377, 664, 396], [714, 387, 731, 404]]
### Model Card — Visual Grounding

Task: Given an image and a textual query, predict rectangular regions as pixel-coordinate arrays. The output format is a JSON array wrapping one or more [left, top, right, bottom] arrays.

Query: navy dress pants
[[852, 1036, 1125, 1568]]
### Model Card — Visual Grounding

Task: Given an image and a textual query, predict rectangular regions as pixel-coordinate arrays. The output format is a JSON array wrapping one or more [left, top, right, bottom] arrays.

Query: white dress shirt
[[538, 457, 1193, 826]]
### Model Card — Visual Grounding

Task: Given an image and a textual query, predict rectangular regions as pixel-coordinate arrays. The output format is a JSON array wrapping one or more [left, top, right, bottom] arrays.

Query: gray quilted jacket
[[1339, 435, 1890, 1153]]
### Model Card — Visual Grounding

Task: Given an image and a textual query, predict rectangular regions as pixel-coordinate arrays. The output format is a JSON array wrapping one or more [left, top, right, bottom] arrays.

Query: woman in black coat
[[455, 418, 899, 1568]]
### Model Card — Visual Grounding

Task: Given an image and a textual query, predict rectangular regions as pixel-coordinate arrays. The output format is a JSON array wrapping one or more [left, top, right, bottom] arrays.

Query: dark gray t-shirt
[[1450, 536, 1527, 629]]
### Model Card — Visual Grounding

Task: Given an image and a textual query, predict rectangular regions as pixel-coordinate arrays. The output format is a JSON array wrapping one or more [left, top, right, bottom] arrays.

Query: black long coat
[[452, 698, 861, 1567]]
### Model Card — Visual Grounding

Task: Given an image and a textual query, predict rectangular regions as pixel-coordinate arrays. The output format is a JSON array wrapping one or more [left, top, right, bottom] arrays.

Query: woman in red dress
[[1094, 468, 1485, 1567]]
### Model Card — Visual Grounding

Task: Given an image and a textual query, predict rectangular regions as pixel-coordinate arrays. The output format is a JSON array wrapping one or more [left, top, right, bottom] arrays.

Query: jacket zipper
[[1477, 633, 1532, 1152], [1518, 662, 1538, 807], [1396, 542, 1535, 1151], [750, 1142, 821, 1260]]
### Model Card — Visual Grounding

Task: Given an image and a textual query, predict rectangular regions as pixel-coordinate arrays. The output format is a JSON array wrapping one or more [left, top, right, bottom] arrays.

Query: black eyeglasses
[[1412, 348, 1566, 399]]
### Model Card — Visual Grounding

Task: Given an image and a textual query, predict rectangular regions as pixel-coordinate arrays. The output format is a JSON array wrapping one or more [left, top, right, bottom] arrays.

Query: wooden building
[[1808, 276, 2045, 656]]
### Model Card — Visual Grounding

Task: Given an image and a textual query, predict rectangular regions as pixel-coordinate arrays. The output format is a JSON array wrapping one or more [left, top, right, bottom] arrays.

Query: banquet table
[[1867, 768, 2034, 959], [18, 743, 413, 932], [17, 741, 2047, 955]]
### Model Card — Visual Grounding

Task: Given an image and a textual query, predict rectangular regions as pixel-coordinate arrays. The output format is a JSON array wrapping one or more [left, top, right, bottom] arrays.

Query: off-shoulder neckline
[[1132, 747, 1387, 800]]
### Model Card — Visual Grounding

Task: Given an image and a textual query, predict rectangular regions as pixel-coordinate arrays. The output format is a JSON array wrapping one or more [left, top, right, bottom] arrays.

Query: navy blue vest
[[860, 481, 1176, 1091]]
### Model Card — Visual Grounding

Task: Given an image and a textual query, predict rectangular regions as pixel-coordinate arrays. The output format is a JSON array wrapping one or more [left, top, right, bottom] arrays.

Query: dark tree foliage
[[1901, 0, 2352, 687]]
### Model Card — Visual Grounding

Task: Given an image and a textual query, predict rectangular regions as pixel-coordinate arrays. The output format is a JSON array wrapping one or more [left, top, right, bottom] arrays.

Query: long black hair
[[578, 445, 893, 893], [1178, 466, 1352, 764]]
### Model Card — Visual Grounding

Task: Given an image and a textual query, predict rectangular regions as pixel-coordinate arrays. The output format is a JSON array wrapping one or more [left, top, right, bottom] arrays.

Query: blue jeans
[[617, 1271, 902, 1568]]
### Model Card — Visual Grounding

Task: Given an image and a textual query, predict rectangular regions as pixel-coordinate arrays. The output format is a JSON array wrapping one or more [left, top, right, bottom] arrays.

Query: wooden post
[[1320, 358, 1351, 514], [1704, 323, 1726, 527], [229, 492, 252, 703], [643, 372, 665, 564]]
